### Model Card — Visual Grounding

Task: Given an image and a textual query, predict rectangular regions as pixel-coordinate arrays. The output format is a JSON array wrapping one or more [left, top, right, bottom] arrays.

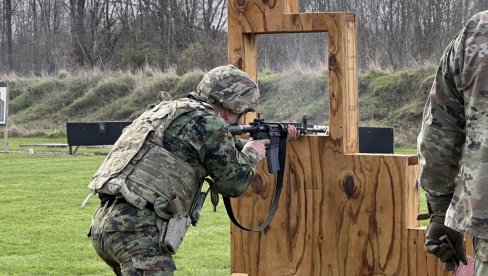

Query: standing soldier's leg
[[474, 237, 488, 276]]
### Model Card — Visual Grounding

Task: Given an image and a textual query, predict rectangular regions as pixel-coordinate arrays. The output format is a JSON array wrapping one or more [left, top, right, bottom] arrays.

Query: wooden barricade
[[227, 0, 463, 275]]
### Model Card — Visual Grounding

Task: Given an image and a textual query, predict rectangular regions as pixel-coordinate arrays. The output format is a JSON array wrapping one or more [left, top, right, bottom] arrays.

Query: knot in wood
[[342, 174, 357, 197], [235, 0, 247, 12], [251, 174, 265, 194], [328, 55, 337, 70]]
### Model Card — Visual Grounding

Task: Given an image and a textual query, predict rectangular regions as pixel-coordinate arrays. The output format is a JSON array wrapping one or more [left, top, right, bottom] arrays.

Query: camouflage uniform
[[88, 65, 260, 275], [418, 11, 488, 273]]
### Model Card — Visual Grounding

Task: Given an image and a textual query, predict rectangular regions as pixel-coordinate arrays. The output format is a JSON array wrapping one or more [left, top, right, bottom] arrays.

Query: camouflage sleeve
[[235, 139, 247, 150], [185, 115, 260, 197], [417, 28, 467, 215]]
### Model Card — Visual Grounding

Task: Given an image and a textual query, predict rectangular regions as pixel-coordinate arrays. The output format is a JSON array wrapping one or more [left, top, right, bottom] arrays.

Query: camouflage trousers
[[89, 200, 176, 276], [474, 237, 488, 276]]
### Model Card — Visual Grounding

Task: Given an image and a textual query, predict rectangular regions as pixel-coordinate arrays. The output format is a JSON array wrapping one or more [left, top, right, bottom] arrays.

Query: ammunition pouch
[[159, 192, 191, 254], [162, 215, 191, 254]]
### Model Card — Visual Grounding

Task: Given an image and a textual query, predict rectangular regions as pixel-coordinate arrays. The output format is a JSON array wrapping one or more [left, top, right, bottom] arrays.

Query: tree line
[[1, 0, 487, 75]]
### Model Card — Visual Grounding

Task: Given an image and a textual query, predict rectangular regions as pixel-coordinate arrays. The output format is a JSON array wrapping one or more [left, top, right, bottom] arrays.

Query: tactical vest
[[87, 98, 213, 219]]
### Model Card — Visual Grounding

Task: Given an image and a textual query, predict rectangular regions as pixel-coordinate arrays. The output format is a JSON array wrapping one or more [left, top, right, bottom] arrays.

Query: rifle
[[230, 114, 328, 173], [225, 115, 328, 232]]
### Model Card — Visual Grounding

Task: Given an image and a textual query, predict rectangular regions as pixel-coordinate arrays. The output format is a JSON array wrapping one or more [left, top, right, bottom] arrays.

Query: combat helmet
[[197, 65, 259, 114]]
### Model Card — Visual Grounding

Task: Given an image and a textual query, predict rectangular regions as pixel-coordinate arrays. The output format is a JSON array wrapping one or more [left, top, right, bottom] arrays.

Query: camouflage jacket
[[164, 93, 259, 197], [418, 11, 488, 238], [91, 94, 260, 205]]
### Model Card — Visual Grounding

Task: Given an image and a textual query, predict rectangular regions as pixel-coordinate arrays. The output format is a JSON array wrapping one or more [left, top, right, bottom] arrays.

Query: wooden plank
[[229, 2, 344, 34], [228, 5, 358, 152], [231, 137, 319, 275], [227, 1, 451, 275], [230, 136, 458, 275], [343, 13, 359, 153], [242, 33, 258, 125], [230, 136, 424, 275], [406, 228, 450, 276], [284, 0, 298, 14], [405, 160, 420, 228]]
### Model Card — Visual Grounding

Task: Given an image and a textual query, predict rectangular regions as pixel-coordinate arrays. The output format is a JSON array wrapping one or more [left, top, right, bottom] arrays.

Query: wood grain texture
[[230, 137, 453, 275], [228, 0, 358, 153], [406, 228, 451, 276], [228, 1, 453, 275]]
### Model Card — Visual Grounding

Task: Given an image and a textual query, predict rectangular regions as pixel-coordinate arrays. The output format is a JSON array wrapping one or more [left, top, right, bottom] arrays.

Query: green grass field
[[0, 137, 231, 275], [0, 137, 422, 275]]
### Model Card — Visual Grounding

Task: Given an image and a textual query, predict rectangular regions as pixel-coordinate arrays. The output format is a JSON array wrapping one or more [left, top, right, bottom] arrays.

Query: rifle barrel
[[229, 125, 255, 135], [230, 124, 329, 136]]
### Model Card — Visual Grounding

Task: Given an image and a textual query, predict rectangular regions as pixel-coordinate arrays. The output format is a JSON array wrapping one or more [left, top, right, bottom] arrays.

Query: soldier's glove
[[425, 217, 467, 271]]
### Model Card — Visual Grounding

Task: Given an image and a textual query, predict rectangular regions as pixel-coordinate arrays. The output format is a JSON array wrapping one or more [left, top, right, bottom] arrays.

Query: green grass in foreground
[[0, 152, 230, 275], [0, 153, 110, 275], [395, 146, 416, 154]]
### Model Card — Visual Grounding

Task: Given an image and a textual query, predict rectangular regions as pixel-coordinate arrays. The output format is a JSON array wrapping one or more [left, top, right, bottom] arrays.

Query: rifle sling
[[223, 137, 287, 232]]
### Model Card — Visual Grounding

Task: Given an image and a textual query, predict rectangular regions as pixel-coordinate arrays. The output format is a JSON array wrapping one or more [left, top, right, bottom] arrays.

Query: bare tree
[[2, 0, 487, 74], [70, 0, 86, 65], [5, 0, 14, 71]]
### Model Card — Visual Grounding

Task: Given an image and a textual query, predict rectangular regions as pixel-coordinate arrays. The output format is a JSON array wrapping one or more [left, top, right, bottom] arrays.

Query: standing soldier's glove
[[425, 216, 468, 271]]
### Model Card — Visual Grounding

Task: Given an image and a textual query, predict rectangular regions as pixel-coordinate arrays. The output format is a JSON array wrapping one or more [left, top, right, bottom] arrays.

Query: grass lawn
[[0, 143, 231, 275], [395, 146, 416, 154], [0, 153, 112, 275], [0, 137, 425, 275]]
